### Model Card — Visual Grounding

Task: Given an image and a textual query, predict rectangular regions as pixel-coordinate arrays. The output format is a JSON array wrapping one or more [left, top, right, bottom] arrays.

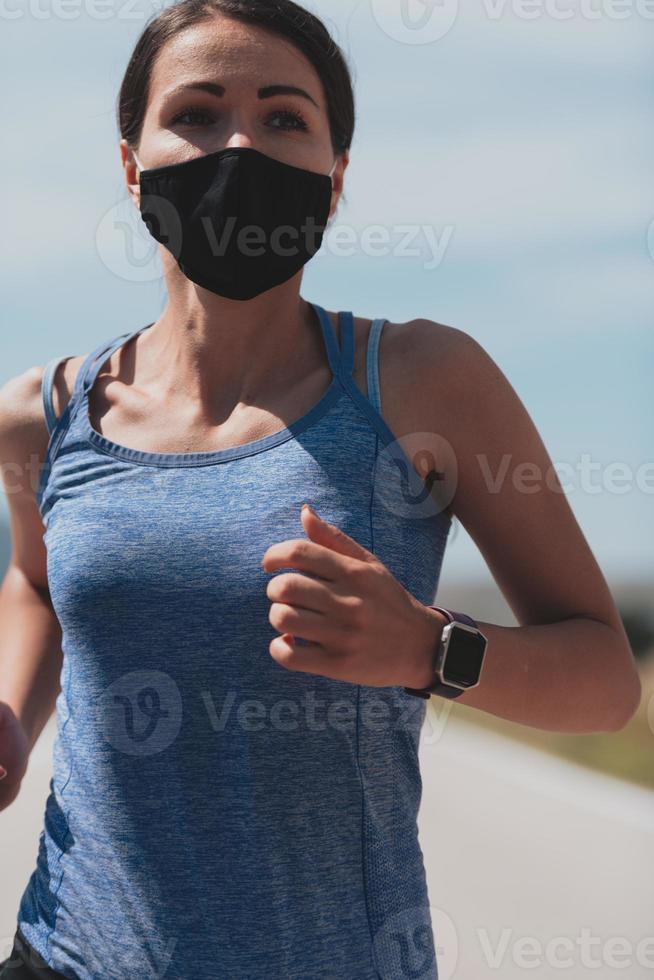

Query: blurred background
[[1, 0, 653, 976]]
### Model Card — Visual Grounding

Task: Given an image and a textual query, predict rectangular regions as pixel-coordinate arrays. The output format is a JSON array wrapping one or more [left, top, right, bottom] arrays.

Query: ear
[[328, 148, 349, 221], [120, 138, 140, 207]]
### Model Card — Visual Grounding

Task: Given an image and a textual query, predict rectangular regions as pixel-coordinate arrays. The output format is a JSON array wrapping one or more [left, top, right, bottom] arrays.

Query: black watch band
[[403, 606, 481, 700]]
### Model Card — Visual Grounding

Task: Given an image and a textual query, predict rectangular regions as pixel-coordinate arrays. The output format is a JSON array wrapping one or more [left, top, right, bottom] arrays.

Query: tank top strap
[[72, 328, 142, 402], [36, 325, 153, 518], [365, 318, 388, 413], [309, 302, 355, 380], [336, 309, 355, 378], [41, 354, 71, 436]]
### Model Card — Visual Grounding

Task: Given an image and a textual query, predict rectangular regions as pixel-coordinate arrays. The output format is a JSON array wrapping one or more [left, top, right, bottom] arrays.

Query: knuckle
[[268, 574, 292, 603], [344, 594, 366, 625], [346, 561, 366, 586], [287, 541, 309, 564], [268, 602, 286, 629]]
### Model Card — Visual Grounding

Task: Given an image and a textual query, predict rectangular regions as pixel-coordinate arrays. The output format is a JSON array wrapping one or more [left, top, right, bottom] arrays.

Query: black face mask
[[134, 147, 337, 301]]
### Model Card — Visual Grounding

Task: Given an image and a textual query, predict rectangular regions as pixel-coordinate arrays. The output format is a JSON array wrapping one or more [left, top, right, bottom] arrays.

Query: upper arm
[[411, 321, 627, 635], [0, 358, 78, 592]]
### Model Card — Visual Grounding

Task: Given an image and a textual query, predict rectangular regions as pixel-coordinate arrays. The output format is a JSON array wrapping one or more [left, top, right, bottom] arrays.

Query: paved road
[[418, 713, 654, 980], [1, 714, 653, 978]]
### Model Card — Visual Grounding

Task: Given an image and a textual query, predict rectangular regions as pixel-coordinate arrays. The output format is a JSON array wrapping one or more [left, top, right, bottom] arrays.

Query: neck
[[135, 269, 332, 412]]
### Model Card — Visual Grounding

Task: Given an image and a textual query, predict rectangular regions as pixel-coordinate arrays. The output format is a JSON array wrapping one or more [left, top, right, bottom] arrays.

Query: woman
[[0, 0, 641, 977]]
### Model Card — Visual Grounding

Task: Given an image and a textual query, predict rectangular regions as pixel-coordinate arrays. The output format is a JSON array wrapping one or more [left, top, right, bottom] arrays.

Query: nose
[[224, 134, 254, 150], [223, 112, 256, 152]]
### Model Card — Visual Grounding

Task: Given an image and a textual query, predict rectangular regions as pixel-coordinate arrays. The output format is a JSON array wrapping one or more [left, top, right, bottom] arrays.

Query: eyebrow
[[162, 81, 319, 109]]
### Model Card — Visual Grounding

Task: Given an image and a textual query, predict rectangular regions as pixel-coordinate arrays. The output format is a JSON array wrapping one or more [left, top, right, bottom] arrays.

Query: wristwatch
[[403, 606, 488, 699]]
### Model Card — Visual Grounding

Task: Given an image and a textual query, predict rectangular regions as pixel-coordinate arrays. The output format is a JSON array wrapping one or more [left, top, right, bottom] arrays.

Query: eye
[[169, 105, 309, 132], [267, 109, 308, 132], [170, 106, 215, 126]]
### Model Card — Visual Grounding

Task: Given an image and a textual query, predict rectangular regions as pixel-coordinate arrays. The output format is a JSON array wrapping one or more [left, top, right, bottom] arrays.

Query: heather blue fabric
[[18, 301, 452, 979]]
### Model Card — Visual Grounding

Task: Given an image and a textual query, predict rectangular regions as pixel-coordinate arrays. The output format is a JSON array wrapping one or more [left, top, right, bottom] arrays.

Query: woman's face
[[123, 13, 345, 218]]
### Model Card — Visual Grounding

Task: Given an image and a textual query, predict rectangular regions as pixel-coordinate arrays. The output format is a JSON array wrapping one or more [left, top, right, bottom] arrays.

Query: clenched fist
[[0, 700, 30, 812]]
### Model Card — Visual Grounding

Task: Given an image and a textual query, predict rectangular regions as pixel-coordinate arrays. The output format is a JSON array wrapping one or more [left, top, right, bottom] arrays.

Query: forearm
[[452, 616, 641, 734], [0, 564, 63, 753]]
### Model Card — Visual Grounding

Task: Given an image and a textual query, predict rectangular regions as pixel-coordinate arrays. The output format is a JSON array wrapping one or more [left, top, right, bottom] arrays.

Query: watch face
[[442, 626, 486, 687]]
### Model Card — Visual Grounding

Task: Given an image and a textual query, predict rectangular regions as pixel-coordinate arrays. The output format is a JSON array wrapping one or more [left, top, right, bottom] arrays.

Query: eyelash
[[170, 104, 309, 132]]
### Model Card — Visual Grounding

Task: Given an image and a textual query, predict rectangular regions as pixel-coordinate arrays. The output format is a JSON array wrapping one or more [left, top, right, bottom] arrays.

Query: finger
[[266, 571, 335, 613], [268, 603, 332, 645], [269, 633, 346, 680], [301, 503, 378, 564], [261, 537, 346, 580]]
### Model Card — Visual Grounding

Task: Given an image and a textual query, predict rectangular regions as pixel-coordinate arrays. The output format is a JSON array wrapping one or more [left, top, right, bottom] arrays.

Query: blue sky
[[1, 0, 652, 585]]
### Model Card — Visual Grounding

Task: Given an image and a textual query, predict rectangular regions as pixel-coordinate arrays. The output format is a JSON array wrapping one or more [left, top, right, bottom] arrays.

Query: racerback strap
[[365, 319, 387, 414], [310, 302, 388, 410], [310, 302, 354, 380], [41, 355, 72, 436], [72, 331, 136, 402]]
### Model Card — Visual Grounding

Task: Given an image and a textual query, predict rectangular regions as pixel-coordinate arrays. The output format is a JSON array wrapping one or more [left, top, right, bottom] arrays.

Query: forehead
[[148, 14, 325, 106]]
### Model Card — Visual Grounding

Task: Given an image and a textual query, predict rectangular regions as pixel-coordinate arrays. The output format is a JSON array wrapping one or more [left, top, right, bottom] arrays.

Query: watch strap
[[432, 607, 478, 629], [403, 606, 479, 699]]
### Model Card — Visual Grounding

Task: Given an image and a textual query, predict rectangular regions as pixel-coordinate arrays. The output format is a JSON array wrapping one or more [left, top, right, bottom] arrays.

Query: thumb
[[300, 503, 378, 564]]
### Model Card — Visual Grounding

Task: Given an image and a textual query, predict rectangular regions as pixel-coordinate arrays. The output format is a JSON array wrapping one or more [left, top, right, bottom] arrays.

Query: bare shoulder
[[382, 315, 471, 362], [386, 317, 493, 402], [0, 367, 56, 588], [369, 315, 525, 521], [0, 355, 90, 587], [373, 313, 483, 441], [4, 354, 87, 424], [0, 354, 87, 488], [0, 366, 48, 460], [389, 317, 626, 634], [381, 314, 510, 433]]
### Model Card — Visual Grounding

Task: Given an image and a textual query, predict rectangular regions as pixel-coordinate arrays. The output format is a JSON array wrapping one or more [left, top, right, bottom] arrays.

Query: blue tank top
[[18, 301, 451, 979]]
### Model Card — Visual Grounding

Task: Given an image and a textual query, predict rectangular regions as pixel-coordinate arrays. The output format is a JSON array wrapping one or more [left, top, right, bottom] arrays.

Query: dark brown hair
[[116, 0, 356, 160]]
